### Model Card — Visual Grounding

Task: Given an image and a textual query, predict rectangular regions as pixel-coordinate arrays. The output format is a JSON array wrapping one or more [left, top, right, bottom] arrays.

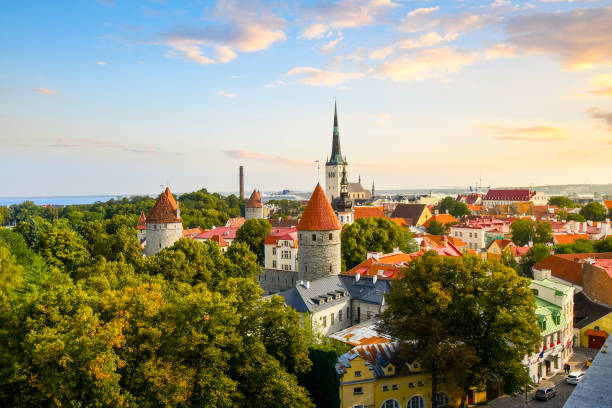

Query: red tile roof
[[423, 214, 458, 228], [603, 200, 612, 210], [226, 217, 246, 228], [594, 259, 612, 279], [147, 187, 183, 224], [484, 189, 534, 201], [182, 227, 203, 238], [210, 234, 229, 247], [553, 234, 590, 245], [264, 227, 298, 246], [354, 206, 386, 220], [534, 253, 612, 285], [136, 211, 147, 230], [297, 184, 341, 231], [195, 226, 238, 240], [246, 189, 263, 208], [456, 193, 482, 204]]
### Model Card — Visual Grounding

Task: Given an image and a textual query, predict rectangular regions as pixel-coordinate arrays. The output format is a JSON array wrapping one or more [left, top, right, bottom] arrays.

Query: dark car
[[535, 387, 556, 401]]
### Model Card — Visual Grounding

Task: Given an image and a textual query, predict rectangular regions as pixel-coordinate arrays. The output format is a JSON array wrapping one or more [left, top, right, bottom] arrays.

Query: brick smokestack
[[239, 166, 244, 199]]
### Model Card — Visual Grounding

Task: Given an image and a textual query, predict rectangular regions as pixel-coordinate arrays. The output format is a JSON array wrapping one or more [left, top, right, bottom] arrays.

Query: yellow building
[[574, 291, 612, 349], [336, 343, 485, 408]]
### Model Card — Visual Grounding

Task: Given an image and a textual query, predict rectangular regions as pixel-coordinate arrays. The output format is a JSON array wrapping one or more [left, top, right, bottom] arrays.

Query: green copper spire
[[327, 99, 347, 165]]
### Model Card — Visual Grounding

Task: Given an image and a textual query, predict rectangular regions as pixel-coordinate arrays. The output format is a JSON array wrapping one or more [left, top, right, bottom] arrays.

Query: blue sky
[[1, 0, 611, 196]]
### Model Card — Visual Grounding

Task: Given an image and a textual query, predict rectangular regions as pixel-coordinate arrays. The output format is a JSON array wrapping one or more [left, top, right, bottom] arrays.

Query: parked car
[[535, 387, 556, 401], [566, 371, 584, 384]]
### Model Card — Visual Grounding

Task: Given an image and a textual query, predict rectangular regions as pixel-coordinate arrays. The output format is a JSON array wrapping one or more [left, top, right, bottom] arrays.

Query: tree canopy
[[580, 202, 608, 221], [234, 218, 272, 265], [341, 217, 417, 269], [379, 252, 540, 408], [548, 196, 576, 208], [437, 197, 471, 218], [426, 220, 447, 236], [510, 219, 551, 246]]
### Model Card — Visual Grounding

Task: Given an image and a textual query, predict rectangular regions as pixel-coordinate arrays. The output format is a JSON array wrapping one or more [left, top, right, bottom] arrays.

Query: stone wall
[[298, 229, 341, 281], [583, 263, 612, 307], [245, 206, 264, 220], [144, 222, 183, 256], [258, 268, 298, 295]]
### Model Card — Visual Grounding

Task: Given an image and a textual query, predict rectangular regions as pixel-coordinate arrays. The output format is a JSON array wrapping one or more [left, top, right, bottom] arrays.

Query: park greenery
[[510, 219, 552, 246], [341, 217, 418, 270], [437, 197, 471, 218], [380, 252, 540, 408], [548, 196, 576, 208], [579, 201, 609, 221]]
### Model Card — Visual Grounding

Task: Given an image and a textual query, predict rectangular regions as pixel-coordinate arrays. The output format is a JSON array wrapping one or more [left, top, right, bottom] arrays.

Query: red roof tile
[[423, 214, 458, 228], [534, 253, 612, 285], [137, 211, 147, 230], [246, 189, 263, 208], [210, 234, 229, 247], [147, 187, 182, 224], [553, 234, 590, 245], [297, 184, 341, 231], [354, 206, 386, 220], [484, 189, 534, 201]]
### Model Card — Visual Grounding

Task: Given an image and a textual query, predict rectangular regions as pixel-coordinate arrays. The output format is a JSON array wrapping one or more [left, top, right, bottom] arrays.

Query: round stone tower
[[144, 187, 183, 257], [297, 183, 342, 282], [245, 189, 265, 220]]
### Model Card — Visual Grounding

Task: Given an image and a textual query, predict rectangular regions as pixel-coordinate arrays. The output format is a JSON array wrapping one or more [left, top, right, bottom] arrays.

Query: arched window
[[436, 392, 450, 407], [381, 399, 400, 408], [407, 395, 426, 408]]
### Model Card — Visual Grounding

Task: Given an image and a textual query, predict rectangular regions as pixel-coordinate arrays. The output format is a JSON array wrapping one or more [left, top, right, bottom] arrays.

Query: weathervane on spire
[[315, 160, 320, 184]]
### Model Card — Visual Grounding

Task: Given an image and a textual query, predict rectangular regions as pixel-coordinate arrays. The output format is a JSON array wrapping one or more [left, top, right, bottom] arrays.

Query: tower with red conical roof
[[136, 211, 147, 244], [245, 189, 265, 220], [144, 187, 183, 256], [297, 183, 342, 281]]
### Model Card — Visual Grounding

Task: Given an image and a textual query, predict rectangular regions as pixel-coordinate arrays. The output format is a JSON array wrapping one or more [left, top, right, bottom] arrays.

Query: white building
[[264, 228, 298, 272]]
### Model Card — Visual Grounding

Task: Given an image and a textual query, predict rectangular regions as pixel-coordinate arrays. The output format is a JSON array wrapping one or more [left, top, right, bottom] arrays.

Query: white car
[[566, 371, 584, 384]]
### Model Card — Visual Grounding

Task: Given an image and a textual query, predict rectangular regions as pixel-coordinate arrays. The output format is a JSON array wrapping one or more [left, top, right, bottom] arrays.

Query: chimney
[[393, 247, 400, 253], [373, 275, 378, 284], [355, 273, 360, 282], [239, 166, 244, 200], [435, 209, 439, 215], [378, 269, 384, 276], [445, 209, 449, 215]]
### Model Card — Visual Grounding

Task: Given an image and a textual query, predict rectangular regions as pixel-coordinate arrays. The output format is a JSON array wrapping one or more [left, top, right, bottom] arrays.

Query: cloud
[[505, 6, 612, 71], [523, 3, 535, 9], [224, 149, 311, 166], [299, 0, 400, 38], [163, 0, 285, 65], [398, 32, 458, 50], [588, 107, 612, 130], [401, 8, 498, 37], [407, 6, 439, 17], [490, 0, 511, 8], [30, 88, 55, 95], [369, 45, 395, 60], [375, 46, 478, 81], [286, 67, 364, 86], [321, 33, 344, 52], [589, 74, 612, 96], [300, 23, 327, 39], [484, 43, 516, 59], [96, 61, 107, 65], [376, 113, 391, 125], [478, 124, 568, 140], [216, 91, 236, 98], [47, 137, 159, 154]]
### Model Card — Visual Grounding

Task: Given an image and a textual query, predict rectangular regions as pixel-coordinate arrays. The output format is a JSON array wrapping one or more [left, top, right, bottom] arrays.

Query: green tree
[[567, 213, 586, 222], [510, 219, 535, 246], [38, 222, 90, 273], [426, 220, 447, 236], [549, 196, 575, 208], [380, 253, 540, 408], [0, 207, 9, 226], [594, 236, 612, 253], [535, 221, 553, 244], [341, 217, 414, 269], [580, 202, 608, 221], [438, 197, 471, 218], [235, 219, 271, 264], [297, 346, 341, 408]]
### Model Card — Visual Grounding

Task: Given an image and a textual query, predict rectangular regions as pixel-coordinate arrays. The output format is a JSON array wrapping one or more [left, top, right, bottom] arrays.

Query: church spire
[[327, 100, 347, 165]]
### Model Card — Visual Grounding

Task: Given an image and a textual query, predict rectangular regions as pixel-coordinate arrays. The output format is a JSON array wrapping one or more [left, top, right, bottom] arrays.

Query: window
[[330, 264, 332, 273], [329, 233, 333, 240], [322, 316, 327, 327], [354, 370, 361, 377], [436, 392, 450, 408], [407, 395, 425, 408], [382, 385, 389, 391], [304, 264, 307, 273], [409, 382, 415, 388], [469, 232, 473, 238], [392, 384, 398, 390], [357, 307, 361, 322], [353, 405, 365, 408], [418, 381, 424, 386], [353, 387, 363, 395], [339, 310, 343, 322], [331, 313, 335, 326], [272, 248, 276, 255], [312, 234, 316, 242], [388, 367, 393, 372], [272, 261, 277, 268], [381, 399, 400, 408]]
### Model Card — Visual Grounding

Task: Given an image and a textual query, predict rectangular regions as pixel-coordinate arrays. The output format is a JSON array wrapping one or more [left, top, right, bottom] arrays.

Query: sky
[[1, 0, 611, 197]]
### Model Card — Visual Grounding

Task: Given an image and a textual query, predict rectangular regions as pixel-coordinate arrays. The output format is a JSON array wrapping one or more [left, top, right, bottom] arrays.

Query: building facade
[[144, 187, 183, 257]]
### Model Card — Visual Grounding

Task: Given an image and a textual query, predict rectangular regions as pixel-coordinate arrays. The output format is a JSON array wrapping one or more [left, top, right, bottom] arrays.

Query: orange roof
[[467, 204, 482, 211], [603, 200, 612, 210], [354, 206, 386, 220], [246, 189, 263, 208], [425, 234, 467, 248], [147, 187, 182, 224], [553, 234, 590, 245], [136, 211, 147, 230], [390, 218, 409, 227], [297, 184, 341, 231], [486, 239, 514, 251], [423, 214, 458, 228], [226, 217, 246, 228], [534, 253, 612, 286], [345, 252, 415, 279], [183, 227, 203, 238], [210, 234, 228, 247]]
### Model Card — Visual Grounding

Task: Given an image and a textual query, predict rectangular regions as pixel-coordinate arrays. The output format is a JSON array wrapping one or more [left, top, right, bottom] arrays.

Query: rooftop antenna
[[315, 160, 320, 184]]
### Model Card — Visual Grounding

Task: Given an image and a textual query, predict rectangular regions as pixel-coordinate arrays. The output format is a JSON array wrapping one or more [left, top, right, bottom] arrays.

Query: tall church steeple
[[327, 100, 347, 166]]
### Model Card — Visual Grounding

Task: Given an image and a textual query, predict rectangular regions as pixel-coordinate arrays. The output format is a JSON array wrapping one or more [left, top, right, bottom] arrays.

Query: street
[[486, 348, 597, 408]]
